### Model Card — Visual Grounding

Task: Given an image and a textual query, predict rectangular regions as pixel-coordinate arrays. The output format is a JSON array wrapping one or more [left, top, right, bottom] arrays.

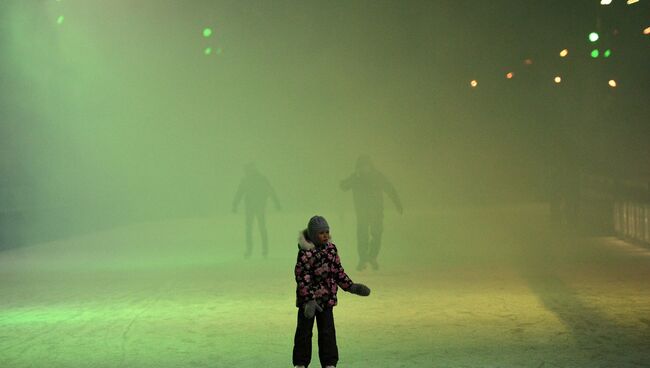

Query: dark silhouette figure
[[232, 163, 281, 258], [340, 155, 403, 271]]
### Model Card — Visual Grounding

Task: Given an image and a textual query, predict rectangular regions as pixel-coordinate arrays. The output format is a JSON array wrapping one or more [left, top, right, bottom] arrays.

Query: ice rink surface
[[1, 204, 649, 367]]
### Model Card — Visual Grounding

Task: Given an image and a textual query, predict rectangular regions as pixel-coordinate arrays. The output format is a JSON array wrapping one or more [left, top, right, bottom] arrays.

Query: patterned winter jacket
[[294, 229, 353, 308]]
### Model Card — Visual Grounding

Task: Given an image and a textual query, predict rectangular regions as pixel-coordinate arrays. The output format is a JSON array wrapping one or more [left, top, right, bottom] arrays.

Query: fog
[[1, 1, 649, 367], [2, 1, 594, 234]]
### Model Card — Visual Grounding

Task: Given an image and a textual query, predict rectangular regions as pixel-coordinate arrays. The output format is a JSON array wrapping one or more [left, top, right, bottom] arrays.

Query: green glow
[[203, 28, 212, 37], [57, 15, 64, 25], [591, 49, 599, 58], [604, 49, 611, 58], [589, 32, 599, 42], [2, 2, 650, 366]]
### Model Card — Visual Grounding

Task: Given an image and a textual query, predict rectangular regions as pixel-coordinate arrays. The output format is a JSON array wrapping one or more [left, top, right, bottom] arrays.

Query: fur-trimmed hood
[[298, 228, 333, 250], [297, 229, 315, 250]]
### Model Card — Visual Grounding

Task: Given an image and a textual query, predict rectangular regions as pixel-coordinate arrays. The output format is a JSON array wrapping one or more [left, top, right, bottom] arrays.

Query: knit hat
[[307, 215, 329, 243]]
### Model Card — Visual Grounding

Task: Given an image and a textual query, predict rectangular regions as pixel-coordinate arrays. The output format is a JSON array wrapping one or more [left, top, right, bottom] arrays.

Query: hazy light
[[604, 49, 612, 58], [559, 49, 569, 57], [608, 79, 617, 87], [601, 0, 612, 4], [589, 32, 599, 42], [203, 28, 213, 37], [523, 59, 533, 65], [216, 48, 223, 55], [204, 47, 212, 55], [470, 80, 478, 88], [627, 0, 639, 4], [554, 76, 562, 84], [644, 26, 650, 35], [591, 49, 600, 58], [506, 72, 514, 79], [57, 15, 64, 25]]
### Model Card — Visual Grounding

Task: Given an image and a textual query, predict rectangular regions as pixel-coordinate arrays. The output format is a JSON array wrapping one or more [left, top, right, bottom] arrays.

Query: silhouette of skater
[[232, 163, 281, 258], [340, 155, 403, 271]]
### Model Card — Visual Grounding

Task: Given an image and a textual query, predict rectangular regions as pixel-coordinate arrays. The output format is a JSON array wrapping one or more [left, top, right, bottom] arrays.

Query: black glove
[[303, 300, 323, 319], [349, 283, 371, 296]]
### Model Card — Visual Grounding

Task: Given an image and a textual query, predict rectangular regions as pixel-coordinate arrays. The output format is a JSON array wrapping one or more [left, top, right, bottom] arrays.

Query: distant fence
[[613, 202, 650, 245], [581, 174, 650, 246]]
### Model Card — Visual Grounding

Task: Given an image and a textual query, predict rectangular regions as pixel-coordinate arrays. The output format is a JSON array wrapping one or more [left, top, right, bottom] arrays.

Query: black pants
[[293, 306, 338, 367]]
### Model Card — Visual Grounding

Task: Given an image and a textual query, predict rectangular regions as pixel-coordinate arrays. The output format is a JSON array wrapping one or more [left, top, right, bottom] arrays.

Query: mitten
[[349, 283, 371, 296], [303, 300, 323, 318]]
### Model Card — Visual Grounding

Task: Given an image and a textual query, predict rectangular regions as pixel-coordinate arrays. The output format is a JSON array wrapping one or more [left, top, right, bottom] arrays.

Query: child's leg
[[316, 307, 338, 367], [293, 307, 315, 367]]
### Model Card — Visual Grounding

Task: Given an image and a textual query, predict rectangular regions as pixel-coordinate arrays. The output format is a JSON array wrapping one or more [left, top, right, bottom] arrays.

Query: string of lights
[[469, 0, 648, 90]]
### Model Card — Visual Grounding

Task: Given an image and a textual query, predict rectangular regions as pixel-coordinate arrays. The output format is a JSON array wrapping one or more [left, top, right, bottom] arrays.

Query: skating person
[[232, 162, 281, 258], [340, 155, 403, 271], [293, 215, 371, 368]]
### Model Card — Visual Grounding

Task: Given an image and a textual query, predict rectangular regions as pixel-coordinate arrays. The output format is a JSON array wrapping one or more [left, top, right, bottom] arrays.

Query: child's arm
[[333, 246, 371, 296], [295, 250, 316, 303], [331, 249, 353, 291]]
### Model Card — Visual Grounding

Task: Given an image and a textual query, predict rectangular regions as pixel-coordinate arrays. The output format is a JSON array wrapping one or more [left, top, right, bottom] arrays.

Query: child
[[293, 215, 371, 368]]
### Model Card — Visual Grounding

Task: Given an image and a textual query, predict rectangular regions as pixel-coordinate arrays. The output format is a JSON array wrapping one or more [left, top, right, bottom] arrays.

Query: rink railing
[[580, 174, 649, 246], [613, 201, 650, 246]]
